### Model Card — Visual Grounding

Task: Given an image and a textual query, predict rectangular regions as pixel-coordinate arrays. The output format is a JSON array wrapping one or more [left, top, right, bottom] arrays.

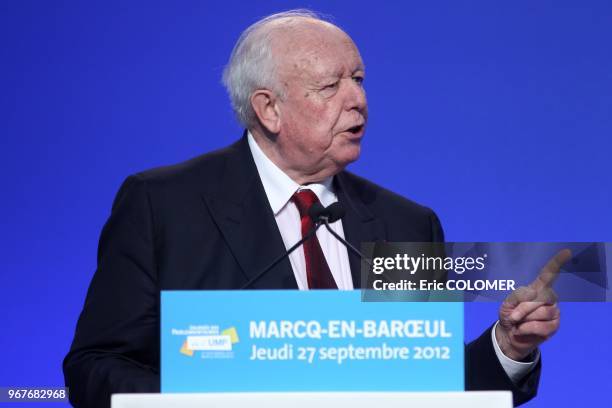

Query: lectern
[[112, 391, 512, 408]]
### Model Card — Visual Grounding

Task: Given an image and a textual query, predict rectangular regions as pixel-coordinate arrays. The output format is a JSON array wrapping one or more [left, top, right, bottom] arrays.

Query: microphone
[[240, 201, 370, 289], [308, 202, 345, 224], [240, 207, 324, 289]]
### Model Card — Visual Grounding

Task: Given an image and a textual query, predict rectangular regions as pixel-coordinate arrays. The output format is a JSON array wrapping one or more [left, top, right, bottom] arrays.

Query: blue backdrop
[[1, 1, 610, 406]]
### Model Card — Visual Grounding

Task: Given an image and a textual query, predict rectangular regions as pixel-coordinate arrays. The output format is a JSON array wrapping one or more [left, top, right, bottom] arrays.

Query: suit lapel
[[335, 172, 385, 289], [200, 136, 383, 290], [201, 135, 298, 289]]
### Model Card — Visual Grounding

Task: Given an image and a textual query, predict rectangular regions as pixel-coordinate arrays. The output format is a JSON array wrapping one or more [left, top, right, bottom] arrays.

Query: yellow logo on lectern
[[179, 340, 193, 356]]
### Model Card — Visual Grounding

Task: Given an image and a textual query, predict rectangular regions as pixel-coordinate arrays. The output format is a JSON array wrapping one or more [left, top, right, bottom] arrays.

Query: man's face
[[272, 24, 368, 181]]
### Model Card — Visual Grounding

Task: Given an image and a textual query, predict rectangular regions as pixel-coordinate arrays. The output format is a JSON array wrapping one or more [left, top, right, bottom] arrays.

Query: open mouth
[[346, 124, 364, 134]]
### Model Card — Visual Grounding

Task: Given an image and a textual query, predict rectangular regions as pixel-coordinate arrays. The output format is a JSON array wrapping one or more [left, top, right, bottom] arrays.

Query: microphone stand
[[320, 216, 373, 267], [240, 222, 322, 289]]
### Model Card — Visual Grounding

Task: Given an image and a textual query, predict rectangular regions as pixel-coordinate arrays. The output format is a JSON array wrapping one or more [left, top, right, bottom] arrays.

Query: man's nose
[[343, 78, 367, 113]]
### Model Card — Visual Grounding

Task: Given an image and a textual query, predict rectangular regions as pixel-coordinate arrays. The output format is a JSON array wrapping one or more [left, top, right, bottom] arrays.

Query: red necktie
[[292, 190, 338, 289]]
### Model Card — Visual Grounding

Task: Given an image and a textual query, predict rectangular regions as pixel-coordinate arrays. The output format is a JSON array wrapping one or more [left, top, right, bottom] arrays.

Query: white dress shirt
[[491, 321, 540, 383], [248, 132, 353, 290], [247, 131, 537, 382]]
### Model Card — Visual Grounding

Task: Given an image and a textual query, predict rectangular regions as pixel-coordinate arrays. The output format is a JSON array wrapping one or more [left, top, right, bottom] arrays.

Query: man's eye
[[352, 76, 364, 85]]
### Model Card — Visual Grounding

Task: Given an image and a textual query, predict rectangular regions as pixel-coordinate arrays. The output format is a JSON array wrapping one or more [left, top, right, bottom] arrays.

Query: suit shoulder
[[108, 141, 243, 213], [133, 143, 236, 188]]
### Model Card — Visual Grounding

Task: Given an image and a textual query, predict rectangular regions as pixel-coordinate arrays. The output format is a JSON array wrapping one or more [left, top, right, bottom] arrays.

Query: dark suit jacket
[[64, 136, 540, 407]]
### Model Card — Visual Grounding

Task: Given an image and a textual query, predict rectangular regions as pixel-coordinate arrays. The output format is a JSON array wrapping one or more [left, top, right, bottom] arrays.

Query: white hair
[[222, 9, 327, 128]]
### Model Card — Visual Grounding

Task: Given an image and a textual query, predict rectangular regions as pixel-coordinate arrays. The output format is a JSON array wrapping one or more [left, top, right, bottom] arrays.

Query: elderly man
[[64, 10, 563, 408]]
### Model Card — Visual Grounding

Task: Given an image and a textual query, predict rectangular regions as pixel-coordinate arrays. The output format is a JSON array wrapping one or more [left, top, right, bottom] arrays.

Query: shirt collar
[[247, 131, 336, 215]]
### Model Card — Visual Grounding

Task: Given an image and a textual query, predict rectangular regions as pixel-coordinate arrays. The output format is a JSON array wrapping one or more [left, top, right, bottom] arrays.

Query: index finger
[[530, 249, 572, 291]]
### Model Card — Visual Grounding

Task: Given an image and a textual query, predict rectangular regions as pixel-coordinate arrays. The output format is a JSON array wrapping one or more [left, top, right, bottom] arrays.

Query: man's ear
[[250, 90, 281, 133]]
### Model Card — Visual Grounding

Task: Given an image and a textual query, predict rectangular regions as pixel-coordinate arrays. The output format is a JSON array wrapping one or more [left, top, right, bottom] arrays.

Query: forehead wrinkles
[[270, 22, 361, 85]]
